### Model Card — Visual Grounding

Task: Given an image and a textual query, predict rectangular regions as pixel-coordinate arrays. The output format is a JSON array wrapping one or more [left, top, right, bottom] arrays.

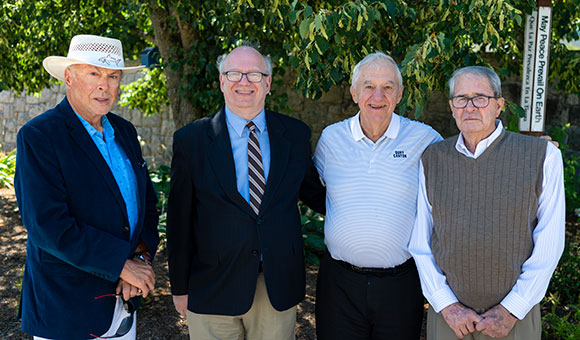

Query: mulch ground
[[0, 188, 321, 339], [0, 188, 28, 339]]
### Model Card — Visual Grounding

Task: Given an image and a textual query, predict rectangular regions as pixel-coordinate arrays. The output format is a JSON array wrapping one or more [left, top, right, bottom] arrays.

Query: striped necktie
[[247, 121, 266, 215]]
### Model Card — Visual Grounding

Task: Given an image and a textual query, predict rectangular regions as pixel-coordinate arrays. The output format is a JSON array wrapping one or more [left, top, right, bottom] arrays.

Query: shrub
[[0, 149, 16, 189], [548, 228, 580, 307], [550, 124, 580, 220], [543, 294, 580, 339], [299, 202, 326, 265], [149, 165, 171, 245]]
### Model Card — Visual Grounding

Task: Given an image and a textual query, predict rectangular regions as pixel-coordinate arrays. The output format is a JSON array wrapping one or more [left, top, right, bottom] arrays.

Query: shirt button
[[123, 226, 130, 233]]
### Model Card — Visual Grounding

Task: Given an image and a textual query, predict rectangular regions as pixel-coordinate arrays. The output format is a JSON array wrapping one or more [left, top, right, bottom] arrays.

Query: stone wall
[[0, 71, 578, 168], [0, 73, 174, 166], [280, 77, 358, 143]]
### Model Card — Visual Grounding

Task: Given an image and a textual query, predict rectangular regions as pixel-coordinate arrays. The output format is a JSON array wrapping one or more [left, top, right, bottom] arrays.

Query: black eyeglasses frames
[[222, 71, 269, 83]]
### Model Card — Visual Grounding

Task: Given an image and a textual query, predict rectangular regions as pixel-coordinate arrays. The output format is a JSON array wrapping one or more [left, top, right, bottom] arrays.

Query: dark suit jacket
[[14, 97, 159, 339], [166, 107, 324, 315]]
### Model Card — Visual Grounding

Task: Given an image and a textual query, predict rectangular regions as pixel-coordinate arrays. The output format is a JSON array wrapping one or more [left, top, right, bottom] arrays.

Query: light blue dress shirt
[[224, 106, 271, 204], [74, 112, 139, 237]]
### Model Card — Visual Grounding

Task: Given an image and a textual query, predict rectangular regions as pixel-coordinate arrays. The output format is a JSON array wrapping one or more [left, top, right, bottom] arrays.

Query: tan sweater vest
[[422, 130, 547, 312]]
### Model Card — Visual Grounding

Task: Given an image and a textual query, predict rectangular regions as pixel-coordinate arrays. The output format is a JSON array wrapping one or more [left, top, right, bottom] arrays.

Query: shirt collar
[[456, 119, 503, 156], [350, 111, 401, 142], [73, 110, 115, 141], [225, 105, 267, 137]]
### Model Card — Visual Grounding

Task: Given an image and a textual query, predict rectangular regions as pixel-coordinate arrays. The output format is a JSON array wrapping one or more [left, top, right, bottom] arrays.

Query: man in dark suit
[[15, 35, 159, 340], [166, 45, 324, 340]]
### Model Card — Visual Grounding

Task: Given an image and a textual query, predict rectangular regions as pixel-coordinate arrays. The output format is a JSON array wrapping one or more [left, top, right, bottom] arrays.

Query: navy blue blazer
[[15, 97, 159, 339], [166, 108, 325, 315]]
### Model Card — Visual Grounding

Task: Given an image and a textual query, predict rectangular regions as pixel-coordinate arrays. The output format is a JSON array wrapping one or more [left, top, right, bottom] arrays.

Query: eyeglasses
[[450, 95, 498, 108], [223, 71, 269, 83], [90, 294, 135, 339]]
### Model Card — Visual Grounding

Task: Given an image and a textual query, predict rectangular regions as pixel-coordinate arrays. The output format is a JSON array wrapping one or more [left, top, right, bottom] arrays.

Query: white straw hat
[[43, 34, 145, 81]]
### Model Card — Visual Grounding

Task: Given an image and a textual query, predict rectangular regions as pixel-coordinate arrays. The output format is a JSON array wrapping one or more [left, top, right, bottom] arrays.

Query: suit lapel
[[110, 116, 147, 227], [207, 108, 256, 216], [259, 111, 290, 213], [60, 98, 128, 218]]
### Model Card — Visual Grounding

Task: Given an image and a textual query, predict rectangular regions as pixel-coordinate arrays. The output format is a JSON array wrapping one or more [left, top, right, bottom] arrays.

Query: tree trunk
[[149, 0, 203, 129]]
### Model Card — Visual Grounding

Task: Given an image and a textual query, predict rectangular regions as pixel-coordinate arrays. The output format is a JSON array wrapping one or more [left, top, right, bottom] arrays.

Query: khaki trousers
[[427, 304, 541, 340], [187, 273, 296, 340]]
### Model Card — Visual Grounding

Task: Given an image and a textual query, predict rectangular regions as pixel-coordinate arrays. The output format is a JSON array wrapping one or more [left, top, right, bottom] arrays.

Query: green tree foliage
[[0, 0, 150, 93], [288, 0, 580, 117], [1, 1, 579, 127]]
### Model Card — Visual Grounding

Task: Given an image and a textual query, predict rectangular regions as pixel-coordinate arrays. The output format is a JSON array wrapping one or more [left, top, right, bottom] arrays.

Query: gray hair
[[216, 42, 272, 76], [448, 66, 502, 98], [351, 52, 403, 90]]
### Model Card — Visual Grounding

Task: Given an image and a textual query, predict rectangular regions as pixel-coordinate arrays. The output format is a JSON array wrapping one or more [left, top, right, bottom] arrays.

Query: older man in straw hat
[[14, 34, 159, 340]]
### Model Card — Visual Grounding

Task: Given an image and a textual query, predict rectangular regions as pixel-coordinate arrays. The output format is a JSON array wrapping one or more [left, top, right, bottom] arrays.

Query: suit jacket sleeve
[[166, 127, 197, 295], [298, 128, 326, 214], [15, 124, 132, 282]]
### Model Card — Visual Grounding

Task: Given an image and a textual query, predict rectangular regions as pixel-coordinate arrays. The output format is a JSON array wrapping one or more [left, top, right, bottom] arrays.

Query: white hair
[[351, 52, 402, 90]]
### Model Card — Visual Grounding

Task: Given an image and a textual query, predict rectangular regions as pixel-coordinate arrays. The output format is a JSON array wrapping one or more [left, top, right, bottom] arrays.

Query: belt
[[331, 254, 414, 275]]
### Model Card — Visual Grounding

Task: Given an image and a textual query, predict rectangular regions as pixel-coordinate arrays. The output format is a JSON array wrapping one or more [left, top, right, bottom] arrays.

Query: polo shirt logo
[[393, 150, 407, 158]]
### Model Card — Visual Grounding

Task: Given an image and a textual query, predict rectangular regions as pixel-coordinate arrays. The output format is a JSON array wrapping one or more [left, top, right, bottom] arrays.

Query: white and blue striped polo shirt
[[313, 112, 441, 268]]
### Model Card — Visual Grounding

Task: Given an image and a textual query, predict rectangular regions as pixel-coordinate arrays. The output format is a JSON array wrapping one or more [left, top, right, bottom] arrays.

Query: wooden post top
[[537, 0, 552, 7], [520, 131, 543, 137]]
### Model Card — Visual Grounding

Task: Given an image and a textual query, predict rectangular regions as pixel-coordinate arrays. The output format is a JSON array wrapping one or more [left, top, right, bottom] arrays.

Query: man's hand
[[173, 294, 188, 319], [441, 302, 483, 339], [116, 279, 143, 301], [475, 304, 517, 338], [540, 135, 559, 148], [119, 258, 155, 298]]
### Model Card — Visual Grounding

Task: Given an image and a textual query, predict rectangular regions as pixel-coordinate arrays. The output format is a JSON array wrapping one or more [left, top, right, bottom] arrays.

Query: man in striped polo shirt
[[409, 66, 565, 340], [313, 52, 442, 339]]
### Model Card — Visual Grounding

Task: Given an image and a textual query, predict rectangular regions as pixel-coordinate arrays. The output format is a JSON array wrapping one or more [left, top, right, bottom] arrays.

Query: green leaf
[[385, 0, 398, 17], [309, 20, 316, 41], [305, 252, 320, 265], [315, 35, 330, 54], [289, 9, 302, 24], [320, 21, 329, 39], [314, 14, 322, 31], [356, 13, 363, 31], [299, 17, 311, 39], [515, 14, 522, 26], [507, 100, 525, 118], [304, 51, 311, 70], [304, 5, 312, 19], [304, 234, 325, 250]]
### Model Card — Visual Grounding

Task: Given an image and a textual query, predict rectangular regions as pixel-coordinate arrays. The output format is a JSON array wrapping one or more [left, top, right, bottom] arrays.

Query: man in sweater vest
[[409, 66, 565, 340]]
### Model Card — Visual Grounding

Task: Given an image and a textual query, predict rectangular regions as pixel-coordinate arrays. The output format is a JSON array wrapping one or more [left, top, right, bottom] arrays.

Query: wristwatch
[[133, 251, 152, 266]]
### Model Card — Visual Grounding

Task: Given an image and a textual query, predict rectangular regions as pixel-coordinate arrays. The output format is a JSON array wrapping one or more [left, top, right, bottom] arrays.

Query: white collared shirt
[[454, 119, 504, 158], [313, 112, 442, 268], [409, 120, 565, 319]]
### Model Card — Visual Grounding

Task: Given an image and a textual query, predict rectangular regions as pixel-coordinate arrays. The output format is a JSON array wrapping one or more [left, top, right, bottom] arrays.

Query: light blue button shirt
[[224, 106, 271, 204], [74, 112, 139, 237]]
